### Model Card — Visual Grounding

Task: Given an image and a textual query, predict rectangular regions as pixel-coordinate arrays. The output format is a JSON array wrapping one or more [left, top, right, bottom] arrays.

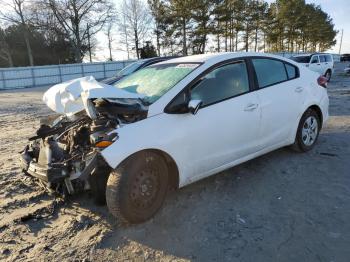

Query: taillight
[[317, 75, 328, 88]]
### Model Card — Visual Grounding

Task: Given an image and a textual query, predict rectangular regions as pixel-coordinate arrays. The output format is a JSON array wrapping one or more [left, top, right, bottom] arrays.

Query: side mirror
[[188, 99, 202, 115]]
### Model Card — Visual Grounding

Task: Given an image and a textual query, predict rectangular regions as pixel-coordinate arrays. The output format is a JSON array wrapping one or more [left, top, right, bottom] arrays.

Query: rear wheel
[[324, 70, 332, 82], [292, 109, 320, 152], [106, 151, 169, 224]]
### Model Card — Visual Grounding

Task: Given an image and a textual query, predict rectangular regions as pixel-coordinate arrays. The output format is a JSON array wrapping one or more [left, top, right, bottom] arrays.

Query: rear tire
[[292, 109, 320, 152], [324, 70, 332, 82], [106, 151, 169, 224]]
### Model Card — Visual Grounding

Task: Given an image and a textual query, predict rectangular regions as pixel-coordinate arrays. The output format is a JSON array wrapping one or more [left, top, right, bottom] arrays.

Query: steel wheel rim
[[130, 168, 160, 209], [302, 116, 318, 146]]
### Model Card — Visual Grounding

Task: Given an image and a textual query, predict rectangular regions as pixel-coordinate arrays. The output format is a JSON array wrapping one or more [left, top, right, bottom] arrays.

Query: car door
[[251, 58, 304, 148], [324, 55, 333, 73], [164, 60, 261, 181], [319, 55, 327, 75], [309, 55, 322, 75]]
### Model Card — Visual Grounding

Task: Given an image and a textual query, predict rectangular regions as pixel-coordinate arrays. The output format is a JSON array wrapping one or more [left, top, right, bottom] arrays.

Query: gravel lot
[[0, 63, 349, 262]]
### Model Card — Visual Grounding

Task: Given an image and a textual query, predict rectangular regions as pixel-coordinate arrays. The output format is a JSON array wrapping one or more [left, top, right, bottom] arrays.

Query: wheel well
[[119, 149, 180, 190], [308, 105, 323, 127]]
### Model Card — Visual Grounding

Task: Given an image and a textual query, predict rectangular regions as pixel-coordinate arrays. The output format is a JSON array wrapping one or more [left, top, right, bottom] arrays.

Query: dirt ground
[[0, 63, 350, 262]]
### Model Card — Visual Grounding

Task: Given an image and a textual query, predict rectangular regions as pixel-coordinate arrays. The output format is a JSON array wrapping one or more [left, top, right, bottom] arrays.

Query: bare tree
[[41, 0, 114, 63], [0, 29, 14, 67], [117, 12, 130, 59], [0, 0, 34, 66], [119, 0, 151, 59], [104, 17, 117, 61]]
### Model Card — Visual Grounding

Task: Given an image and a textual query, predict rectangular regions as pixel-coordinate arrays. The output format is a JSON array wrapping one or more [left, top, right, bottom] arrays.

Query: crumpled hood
[[43, 76, 143, 115]]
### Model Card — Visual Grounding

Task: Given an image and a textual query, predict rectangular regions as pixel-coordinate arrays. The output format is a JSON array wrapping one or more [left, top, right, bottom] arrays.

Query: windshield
[[116, 61, 144, 77], [114, 63, 199, 104], [291, 56, 311, 63]]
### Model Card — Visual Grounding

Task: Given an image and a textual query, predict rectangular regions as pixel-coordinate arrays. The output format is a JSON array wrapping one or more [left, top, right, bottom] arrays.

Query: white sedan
[[22, 53, 329, 224]]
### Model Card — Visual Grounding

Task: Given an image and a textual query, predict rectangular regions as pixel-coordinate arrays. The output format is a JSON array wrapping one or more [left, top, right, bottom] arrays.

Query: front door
[[164, 60, 261, 182]]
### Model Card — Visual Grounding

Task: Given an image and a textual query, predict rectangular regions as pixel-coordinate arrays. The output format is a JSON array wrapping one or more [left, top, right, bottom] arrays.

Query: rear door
[[319, 55, 327, 75], [325, 55, 334, 73], [309, 55, 322, 75], [251, 58, 304, 148]]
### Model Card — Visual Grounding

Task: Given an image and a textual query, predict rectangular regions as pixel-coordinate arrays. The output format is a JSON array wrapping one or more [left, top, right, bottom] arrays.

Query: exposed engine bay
[[20, 97, 148, 197]]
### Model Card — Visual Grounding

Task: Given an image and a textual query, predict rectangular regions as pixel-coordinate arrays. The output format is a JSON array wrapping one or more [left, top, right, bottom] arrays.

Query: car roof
[[158, 52, 292, 65], [143, 56, 178, 62], [292, 53, 332, 57], [292, 54, 312, 57]]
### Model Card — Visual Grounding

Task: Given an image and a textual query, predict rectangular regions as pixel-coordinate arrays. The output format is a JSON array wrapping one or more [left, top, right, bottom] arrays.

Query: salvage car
[[21, 53, 329, 224]]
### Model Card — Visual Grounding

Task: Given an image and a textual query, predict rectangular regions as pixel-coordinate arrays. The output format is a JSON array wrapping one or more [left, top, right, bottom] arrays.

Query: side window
[[310, 56, 319, 64], [325, 55, 332, 62], [252, 59, 287, 88], [191, 61, 249, 107], [285, 63, 298, 79], [319, 55, 326, 62]]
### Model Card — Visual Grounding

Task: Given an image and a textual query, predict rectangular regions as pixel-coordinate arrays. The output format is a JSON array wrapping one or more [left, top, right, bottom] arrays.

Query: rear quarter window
[[252, 58, 288, 88], [285, 63, 298, 79]]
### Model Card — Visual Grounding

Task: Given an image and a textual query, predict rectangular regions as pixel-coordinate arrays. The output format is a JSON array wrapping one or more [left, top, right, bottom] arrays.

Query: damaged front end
[[20, 77, 147, 197]]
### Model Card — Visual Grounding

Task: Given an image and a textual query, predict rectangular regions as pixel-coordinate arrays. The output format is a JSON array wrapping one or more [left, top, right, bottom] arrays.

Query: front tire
[[106, 151, 169, 224], [292, 109, 320, 152]]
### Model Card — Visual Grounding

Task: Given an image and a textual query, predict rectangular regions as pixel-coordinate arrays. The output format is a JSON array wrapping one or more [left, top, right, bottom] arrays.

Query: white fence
[[0, 60, 134, 90]]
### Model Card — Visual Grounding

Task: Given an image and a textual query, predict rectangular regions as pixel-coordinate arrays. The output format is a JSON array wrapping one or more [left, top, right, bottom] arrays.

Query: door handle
[[295, 86, 304, 93], [244, 103, 258, 111]]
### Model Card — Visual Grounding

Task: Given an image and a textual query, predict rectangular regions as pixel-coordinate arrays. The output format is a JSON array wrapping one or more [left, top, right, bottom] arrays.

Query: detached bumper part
[[20, 147, 68, 183], [27, 162, 68, 183], [20, 143, 100, 194]]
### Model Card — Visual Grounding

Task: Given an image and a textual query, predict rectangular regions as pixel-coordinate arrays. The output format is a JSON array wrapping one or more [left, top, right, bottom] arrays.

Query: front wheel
[[292, 109, 321, 152], [106, 151, 169, 224]]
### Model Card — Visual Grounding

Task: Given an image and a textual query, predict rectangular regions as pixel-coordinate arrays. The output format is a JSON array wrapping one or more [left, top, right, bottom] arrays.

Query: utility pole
[[339, 29, 344, 55]]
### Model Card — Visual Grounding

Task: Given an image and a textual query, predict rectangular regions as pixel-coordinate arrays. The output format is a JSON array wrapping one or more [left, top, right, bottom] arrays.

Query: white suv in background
[[291, 53, 334, 81]]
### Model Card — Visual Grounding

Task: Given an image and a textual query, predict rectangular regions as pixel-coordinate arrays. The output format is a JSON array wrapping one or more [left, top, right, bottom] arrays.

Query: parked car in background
[[345, 64, 350, 74], [340, 54, 350, 62], [101, 56, 178, 85], [21, 52, 329, 224], [291, 53, 334, 81]]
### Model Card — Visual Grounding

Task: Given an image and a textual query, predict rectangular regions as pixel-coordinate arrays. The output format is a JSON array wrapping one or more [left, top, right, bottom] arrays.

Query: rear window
[[291, 56, 311, 63], [252, 59, 288, 88]]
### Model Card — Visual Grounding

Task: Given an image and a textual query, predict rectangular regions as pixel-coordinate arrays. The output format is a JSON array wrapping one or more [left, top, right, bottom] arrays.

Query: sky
[[1, 0, 350, 61]]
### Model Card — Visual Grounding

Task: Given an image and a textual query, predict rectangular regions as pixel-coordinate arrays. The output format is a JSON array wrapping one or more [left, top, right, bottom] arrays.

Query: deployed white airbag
[[43, 76, 143, 115]]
